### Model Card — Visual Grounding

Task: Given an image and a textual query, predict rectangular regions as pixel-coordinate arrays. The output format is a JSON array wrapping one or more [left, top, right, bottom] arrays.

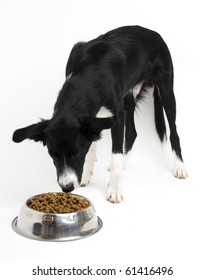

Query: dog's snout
[[58, 170, 79, 191], [62, 183, 74, 193]]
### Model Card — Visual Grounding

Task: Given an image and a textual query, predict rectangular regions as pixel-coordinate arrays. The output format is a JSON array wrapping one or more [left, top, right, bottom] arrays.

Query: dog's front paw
[[80, 168, 93, 187], [80, 159, 95, 187], [106, 184, 124, 203]]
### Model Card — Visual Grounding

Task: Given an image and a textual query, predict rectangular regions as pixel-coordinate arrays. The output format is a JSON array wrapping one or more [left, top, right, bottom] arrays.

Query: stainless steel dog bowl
[[12, 193, 102, 241]]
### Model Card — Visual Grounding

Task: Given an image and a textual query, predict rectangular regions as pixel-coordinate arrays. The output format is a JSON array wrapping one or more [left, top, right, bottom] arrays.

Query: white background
[[0, 0, 205, 279]]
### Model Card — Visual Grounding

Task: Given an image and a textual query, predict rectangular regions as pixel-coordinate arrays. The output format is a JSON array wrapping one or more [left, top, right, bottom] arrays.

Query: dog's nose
[[62, 183, 74, 193]]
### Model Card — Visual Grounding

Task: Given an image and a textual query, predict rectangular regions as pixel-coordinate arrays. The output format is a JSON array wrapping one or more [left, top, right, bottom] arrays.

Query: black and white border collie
[[13, 26, 188, 203]]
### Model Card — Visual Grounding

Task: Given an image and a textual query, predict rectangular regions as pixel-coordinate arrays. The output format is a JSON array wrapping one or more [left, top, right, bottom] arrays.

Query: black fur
[[13, 25, 186, 197]]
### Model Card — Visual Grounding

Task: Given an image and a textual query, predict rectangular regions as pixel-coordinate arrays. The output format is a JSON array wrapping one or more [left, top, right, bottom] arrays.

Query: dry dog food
[[27, 192, 89, 214]]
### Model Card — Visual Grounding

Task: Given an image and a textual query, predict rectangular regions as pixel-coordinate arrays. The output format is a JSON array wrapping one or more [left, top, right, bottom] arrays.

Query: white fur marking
[[107, 153, 124, 203], [123, 152, 131, 169], [58, 168, 79, 188], [132, 80, 144, 98], [96, 106, 113, 118], [173, 151, 188, 179], [107, 152, 130, 171], [66, 72, 72, 80], [80, 142, 97, 186]]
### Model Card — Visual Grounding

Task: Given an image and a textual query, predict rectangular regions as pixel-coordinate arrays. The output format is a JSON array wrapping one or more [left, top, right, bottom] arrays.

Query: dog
[[12, 25, 188, 203]]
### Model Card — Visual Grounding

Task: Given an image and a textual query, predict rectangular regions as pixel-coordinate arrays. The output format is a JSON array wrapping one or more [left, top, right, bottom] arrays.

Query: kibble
[[27, 192, 89, 214]]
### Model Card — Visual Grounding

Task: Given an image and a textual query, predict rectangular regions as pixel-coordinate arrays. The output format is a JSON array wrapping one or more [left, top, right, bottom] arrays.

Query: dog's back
[[66, 26, 173, 93]]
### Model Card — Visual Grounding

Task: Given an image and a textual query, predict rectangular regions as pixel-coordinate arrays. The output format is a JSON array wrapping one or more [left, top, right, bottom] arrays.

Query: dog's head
[[13, 115, 114, 192]]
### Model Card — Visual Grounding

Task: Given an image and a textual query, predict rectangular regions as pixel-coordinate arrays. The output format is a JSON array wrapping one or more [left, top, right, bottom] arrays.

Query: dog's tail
[[153, 85, 167, 142]]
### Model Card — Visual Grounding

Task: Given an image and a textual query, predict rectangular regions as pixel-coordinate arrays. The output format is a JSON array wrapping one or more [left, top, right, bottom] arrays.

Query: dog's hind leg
[[157, 81, 188, 178], [80, 141, 97, 187], [153, 85, 167, 142], [123, 94, 137, 168], [107, 111, 125, 203]]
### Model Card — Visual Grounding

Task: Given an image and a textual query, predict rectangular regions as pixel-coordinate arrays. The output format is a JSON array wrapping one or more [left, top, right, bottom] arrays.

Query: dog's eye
[[67, 151, 79, 160], [70, 153, 78, 160]]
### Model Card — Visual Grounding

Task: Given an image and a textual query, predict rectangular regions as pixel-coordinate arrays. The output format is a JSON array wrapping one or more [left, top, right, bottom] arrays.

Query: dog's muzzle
[[58, 169, 79, 192], [61, 182, 75, 193]]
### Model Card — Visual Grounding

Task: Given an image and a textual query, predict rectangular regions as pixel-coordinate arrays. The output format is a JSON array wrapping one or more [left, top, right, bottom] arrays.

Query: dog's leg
[[123, 94, 137, 168], [107, 111, 125, 203], [80, 141, 97, 186], [157, 83, 188, 178]]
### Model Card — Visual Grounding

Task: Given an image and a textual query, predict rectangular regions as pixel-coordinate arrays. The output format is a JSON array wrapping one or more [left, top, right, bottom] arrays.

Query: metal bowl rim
[[25, 192, 93, 216], [12, 216, 103, 242]]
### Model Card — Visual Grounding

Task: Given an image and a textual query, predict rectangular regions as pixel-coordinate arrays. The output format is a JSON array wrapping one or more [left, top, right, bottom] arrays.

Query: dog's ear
[[79, 116, 115, 141], [12, 119, 48, 143]]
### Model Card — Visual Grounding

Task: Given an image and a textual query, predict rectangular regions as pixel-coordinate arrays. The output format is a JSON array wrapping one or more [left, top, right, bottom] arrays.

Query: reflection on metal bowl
[[12, 193, 102, 241]]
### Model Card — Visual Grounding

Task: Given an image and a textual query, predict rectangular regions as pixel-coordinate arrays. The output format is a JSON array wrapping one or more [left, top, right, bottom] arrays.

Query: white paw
[[81, 142, 97, 186], [174, 160, 188, 179], [80, 164, 94, 186], [174, 167, 188, 179], [173, 152, 188, 179], [106, 184, 124, 203]]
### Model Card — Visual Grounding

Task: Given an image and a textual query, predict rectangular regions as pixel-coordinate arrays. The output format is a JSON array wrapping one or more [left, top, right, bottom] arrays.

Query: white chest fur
[[96, 106, 113, 118]]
